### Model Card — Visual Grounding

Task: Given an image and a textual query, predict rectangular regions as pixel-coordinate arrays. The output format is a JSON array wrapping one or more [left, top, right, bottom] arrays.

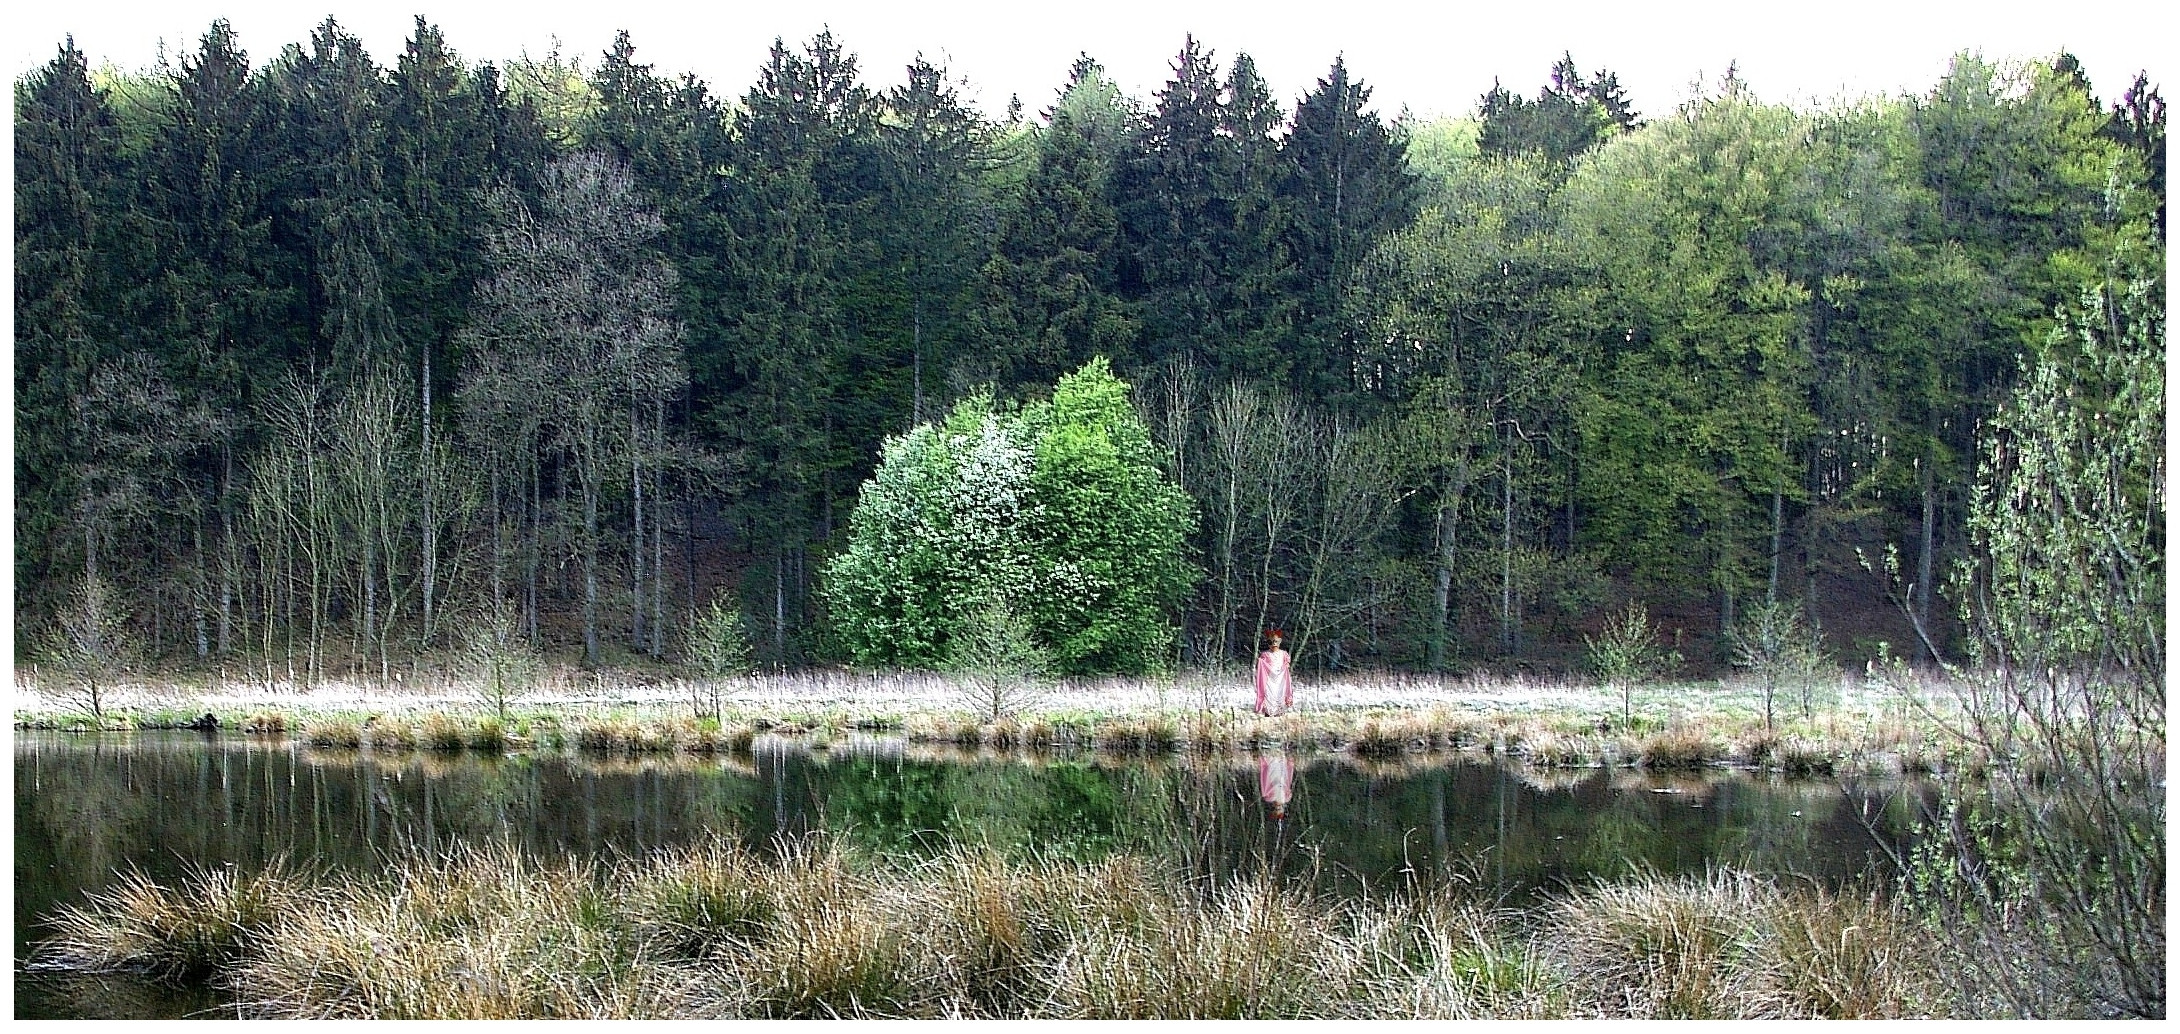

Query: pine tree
[[1118, 35, 1237, 377], [1280, 56, 1417, 405], [971, 54, 1139, 391], [15, 38, 124, 621], [1478, 52, 1637, 166], [711, 33, 876, 663]]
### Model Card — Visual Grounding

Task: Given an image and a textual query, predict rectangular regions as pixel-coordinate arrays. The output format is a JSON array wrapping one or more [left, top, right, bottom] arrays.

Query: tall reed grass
[[35, 837, 1956, 1019]]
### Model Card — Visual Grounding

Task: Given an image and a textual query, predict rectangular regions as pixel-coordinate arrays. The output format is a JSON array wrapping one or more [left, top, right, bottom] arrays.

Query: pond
[[13, 730, 1930, 1019]]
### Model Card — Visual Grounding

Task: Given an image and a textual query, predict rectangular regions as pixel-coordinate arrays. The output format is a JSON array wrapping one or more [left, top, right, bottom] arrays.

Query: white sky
[[6, 2, 2174, 123]]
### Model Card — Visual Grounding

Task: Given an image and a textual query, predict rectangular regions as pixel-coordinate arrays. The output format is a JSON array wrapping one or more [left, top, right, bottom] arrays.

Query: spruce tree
[[971, 55, 1139, 392], [1280, 56, 1417, 406]]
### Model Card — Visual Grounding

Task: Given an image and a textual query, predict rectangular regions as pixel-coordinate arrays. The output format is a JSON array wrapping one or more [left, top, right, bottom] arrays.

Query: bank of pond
[[12, 726, 1985, 1018], [16, 697, 1977, 779]]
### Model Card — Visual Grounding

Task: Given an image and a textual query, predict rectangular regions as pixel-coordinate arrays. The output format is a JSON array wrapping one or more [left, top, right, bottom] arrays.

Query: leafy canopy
[[826, 358, 1196, 675]]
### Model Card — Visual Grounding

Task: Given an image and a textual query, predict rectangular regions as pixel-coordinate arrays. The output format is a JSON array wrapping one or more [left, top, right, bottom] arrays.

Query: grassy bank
[[36, 835, 1952, 1019], [13, 667, 1969, 777]]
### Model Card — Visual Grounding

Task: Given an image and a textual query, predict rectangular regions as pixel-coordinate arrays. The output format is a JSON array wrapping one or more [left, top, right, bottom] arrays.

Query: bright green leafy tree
[[827, 358, 1195, 674]]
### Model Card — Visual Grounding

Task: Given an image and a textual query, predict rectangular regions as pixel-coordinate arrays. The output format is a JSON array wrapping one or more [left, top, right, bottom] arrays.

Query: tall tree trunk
[[1917, 458, 1937, 662], [1768, 428, 1787, 606], [194, 525, 211, 659], [773, 546, 787, 665], [526, 465, 540, 645], [583, 464, 599, 667], [421, 349, 438, 647], [488, 458, 504, 607], [362, 537, 378, 680], [1499, 447, 1515, 657], [1768, 482, 1785, 606], [1219, 464, 1241, 661], [630, 398, 646, 652], [651, 399, 666, 659], [218, 448, 235, 657], [1430, 485, 1463, 672]]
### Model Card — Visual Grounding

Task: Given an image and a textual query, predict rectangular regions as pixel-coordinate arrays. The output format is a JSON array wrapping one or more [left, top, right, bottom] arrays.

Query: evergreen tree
[[873, 55, 993, 425], [263, 17, 401, 375], [1280, 56, 1418, 405], [1216, 51, 1298, 385], [15, 39, 124, 620], [1478, 52, 1637, 166], [711, 32, 876, 662], [2105, 72, 2166, 241], [1117, 36, 1238, 376], [970, 54, 1139, 391]]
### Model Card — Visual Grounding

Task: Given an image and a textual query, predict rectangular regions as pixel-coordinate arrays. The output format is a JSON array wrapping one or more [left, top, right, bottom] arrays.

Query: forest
[[12, 16, 2168, 680]]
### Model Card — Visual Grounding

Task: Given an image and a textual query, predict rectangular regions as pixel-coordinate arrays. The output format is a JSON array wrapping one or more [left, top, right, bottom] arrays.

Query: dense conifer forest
[[13, 17, 2166, 678]]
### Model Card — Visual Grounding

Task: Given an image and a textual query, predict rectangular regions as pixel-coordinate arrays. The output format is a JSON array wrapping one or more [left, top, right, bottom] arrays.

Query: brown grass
[[1637, 725, 1722, 769], [33, 838, 1959, 1020]]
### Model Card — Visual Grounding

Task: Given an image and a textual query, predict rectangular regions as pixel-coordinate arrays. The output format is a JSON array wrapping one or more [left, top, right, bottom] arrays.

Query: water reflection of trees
[[16, 733, 1926, 944]]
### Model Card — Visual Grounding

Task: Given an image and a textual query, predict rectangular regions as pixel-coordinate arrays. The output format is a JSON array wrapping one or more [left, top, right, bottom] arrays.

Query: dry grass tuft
[[1637, 726, 1721, 769], [1092, 715, 1178, 753], [418, 713, 468, 752], [304, 720, 363, 749], [32, 837, 1951, 1020], [363, 717, 416, 752], [38, 860, 310, 982], [1758, 887, 1933, 1018], [1551, 870, 1768, 1018]]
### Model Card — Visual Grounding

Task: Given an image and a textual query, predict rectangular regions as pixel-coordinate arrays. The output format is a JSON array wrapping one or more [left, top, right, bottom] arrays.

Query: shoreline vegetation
[[34, 833, 1946, 1019], [12, 666, 1973, 777], [17, 666, 2155, 1019]]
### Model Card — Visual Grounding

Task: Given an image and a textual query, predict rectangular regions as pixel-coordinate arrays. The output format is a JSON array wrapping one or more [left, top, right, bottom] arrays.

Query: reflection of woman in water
[[1254, 629, 1292, 717], [1258, 751, 1293, 820]]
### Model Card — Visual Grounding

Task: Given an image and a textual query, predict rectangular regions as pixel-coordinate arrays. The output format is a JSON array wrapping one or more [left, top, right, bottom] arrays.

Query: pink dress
[[1254, 648, 1292, 716]]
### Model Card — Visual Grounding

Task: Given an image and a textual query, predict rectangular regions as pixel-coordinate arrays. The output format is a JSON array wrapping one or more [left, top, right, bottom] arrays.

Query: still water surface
[[14, 730, 1926, 1018]]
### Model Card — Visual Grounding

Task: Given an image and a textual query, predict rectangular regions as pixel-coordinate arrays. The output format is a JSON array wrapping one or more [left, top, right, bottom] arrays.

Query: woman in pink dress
[[1254, 629, 1292, 716]]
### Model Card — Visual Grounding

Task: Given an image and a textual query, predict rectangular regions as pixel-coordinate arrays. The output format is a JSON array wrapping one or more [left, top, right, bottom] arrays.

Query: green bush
[[826, 359, 1194, 675]]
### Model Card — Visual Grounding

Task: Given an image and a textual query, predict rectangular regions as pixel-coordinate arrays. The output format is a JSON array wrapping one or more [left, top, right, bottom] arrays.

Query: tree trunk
[[218, 448, 235, 657], [630, 398, 646, 652], [773, 547, 787, 665], [1917, 458, 1937, 662], [583, 465, 600, 667], [488, 458, 504, 606], [526, 464, 541, 645], [1768, 477, 1785, 606], [1430, 483, 1462, 672], [1499, 447, 1515, 657], [421, 349, 438, 648], [651, 398, 667, 659], [194, 525, 210, 659]]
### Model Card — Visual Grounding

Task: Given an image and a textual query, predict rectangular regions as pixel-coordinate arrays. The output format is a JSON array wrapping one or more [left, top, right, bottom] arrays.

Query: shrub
[[1729, 600, 1826, 731], [683, 599, 753, 721], [462, 598, 540, 723], [419, 714, 467, 751], [826, 360, 1195, 676], [1637, 726, 1718, 769], [1586, 603, 1679, 726], [305, 721, 363, 749]]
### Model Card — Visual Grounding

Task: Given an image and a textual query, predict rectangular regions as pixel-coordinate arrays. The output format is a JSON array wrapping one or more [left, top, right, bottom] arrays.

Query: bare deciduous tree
[[459, 151, 685, 665], [44, 573, 134, 722]]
